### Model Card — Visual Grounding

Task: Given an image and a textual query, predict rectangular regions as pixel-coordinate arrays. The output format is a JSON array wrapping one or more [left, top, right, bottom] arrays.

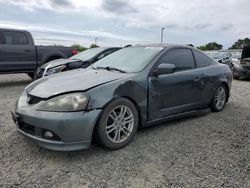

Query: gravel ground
[[0, 74, 249, 188]]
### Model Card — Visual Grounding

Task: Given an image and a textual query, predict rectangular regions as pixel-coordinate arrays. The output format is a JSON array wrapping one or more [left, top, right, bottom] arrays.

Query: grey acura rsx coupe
[[11, 44, 232, 151]]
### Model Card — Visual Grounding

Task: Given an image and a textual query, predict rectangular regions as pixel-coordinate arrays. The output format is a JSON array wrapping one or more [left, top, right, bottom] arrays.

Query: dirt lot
[[0, 74, 249, 188]]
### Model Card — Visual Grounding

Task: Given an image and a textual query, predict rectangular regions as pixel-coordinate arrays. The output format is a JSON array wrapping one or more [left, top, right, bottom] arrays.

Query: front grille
[[27, 94, 43, 105], [18, 121, 62, 141], [19, 122, 35, 135]]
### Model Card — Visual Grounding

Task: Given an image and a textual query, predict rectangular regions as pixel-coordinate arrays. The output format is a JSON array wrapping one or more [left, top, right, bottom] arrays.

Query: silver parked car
[[205, 51, 233, 68], [231, 45, 250, 79], [35, 47, 121, 79]]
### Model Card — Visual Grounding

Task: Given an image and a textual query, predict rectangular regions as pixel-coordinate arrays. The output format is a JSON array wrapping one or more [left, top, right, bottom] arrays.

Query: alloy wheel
[[105, 105, 134, 144], [214, 86, 226, 110]]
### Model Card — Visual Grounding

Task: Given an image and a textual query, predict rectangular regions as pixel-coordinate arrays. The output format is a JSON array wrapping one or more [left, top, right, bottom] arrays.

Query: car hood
[[26, 68, 127, 98], [41, 58, 83, 68]]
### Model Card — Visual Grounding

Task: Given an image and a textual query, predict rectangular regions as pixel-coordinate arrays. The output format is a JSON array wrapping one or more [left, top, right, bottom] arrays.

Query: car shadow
[[234, 78, 250, 82]]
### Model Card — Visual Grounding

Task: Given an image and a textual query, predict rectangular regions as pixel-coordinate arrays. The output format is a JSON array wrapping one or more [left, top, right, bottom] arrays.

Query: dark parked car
[[231, 45, 250, 79], [12, 44, 232, 151], [0, 28, 77, 78], [35, 47, 121, 79], [205, 51, 233, 68]]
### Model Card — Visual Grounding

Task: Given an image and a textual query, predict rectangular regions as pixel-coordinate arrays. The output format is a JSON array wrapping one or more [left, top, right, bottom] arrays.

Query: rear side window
[[3, 31, 29, 45], [193, 50, 213, 68], [159, 48, 195, 71]]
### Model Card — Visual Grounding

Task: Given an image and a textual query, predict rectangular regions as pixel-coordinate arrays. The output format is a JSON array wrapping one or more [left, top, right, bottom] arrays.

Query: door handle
[[193, 76, 200, 82]]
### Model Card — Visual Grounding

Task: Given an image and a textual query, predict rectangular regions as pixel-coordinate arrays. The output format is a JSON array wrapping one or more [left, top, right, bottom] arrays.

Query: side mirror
[[154, 64, 176, 75]]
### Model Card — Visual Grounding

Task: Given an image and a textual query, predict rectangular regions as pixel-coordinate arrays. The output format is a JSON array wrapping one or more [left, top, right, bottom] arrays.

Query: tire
[[96, 98, 139, 150], [211, 85, 227, 112], [27, 73, 35, 79]]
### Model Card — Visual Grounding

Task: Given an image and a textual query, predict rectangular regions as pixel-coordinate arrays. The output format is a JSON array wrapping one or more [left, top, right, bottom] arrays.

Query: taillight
[[72, 49, 78, 55]]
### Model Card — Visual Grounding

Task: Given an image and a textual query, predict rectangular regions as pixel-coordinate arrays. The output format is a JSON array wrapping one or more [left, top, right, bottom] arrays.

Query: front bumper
[[11, 108, 102, 151]]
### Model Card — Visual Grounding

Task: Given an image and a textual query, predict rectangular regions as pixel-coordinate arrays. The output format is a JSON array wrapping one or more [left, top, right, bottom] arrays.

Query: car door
[[148, 48, 203, 120], [0, 31, 36, 72]]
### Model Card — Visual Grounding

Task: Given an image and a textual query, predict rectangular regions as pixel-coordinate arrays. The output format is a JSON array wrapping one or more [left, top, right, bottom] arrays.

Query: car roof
[[0, 28, 28, 33], [94, 47, 121, 50], [134, 43, 193, 49]]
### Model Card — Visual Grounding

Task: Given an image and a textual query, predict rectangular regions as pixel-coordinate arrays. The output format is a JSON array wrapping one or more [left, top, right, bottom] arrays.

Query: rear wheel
[[211, 85, 227, 112], [96, 98, 138, 150]]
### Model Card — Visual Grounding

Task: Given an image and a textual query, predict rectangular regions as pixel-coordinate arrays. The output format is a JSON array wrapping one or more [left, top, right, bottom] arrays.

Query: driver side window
[[158, 48, 195, 71]]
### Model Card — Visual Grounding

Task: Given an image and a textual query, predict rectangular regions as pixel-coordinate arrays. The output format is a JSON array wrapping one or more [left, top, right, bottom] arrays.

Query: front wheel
[[211, 85, 227, 112], [96, 98, 139, 150]]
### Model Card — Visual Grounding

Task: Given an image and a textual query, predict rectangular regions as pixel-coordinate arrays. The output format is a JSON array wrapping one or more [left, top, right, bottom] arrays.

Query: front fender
[[86, 76, 148, 125]]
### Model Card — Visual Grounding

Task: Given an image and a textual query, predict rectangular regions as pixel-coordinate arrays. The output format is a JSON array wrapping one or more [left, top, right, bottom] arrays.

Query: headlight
[[37, 93, 89, 112], [45, 65, 67, 76]]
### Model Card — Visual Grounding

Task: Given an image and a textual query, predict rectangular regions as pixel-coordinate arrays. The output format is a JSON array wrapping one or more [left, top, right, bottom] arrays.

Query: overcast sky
[[0, 0, 249, 48]]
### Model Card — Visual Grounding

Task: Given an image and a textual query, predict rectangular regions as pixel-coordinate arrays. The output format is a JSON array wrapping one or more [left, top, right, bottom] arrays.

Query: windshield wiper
[[95, 66, 127, 73], [70, 58, 84, 62]]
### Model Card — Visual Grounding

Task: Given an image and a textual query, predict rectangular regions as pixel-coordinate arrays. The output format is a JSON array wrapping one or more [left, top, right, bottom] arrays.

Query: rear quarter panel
[[205, 63, 232, 100]]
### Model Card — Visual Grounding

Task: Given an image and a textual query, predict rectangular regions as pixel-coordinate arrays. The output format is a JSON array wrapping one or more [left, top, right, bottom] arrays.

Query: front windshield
[[70, 48, 105, 61], [92, 47, 163, 73], [205, 52, 225, 59]]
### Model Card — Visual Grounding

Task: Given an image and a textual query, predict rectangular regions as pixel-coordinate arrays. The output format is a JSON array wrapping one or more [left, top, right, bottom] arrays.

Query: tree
[[71, 44, 87, 52], [90, 44, 99, 48], [229, 38, 250, 49], [197, 42, 223, 51]]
